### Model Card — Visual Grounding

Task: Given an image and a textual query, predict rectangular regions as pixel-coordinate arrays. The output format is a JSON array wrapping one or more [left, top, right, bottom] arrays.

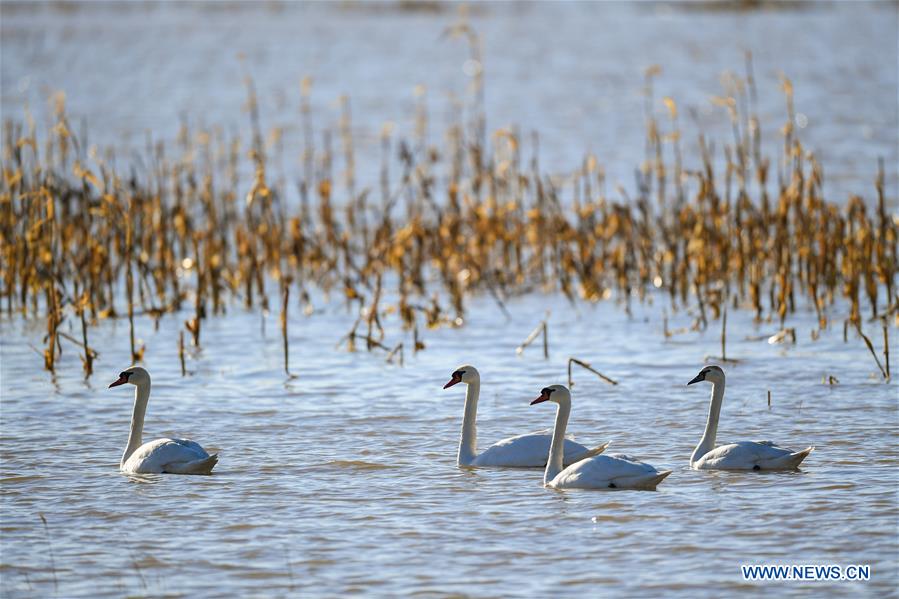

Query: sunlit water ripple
[[1, 292, 896, 596]]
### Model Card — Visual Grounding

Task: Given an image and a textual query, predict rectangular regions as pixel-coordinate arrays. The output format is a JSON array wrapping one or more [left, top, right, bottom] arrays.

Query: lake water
[[1, 1, 897, 201], [2, 292, 896, 596], [1, 1, 898, 597]]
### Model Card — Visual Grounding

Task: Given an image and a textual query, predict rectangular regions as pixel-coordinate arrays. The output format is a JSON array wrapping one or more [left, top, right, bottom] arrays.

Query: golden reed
[[1, 49, 895, 379]]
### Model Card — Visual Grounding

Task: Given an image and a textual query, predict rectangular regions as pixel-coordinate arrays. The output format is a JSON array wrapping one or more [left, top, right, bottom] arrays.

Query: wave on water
[[323, 460, 398, 471]]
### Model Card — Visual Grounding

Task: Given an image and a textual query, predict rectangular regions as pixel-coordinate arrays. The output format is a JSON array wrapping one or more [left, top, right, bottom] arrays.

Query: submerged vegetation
[[1, 36, 895, 381]]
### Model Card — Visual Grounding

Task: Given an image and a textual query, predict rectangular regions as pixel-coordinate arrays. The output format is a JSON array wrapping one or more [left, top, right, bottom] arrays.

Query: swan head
[[530, 384, 570, 405], [688, 364, 725, 386], [109, 366, 150, 389], [443, 365, 479, 389]]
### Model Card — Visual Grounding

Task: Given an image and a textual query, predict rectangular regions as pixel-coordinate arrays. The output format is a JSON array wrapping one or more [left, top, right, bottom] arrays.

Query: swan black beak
[[443, 374, 462, 389], [687, 372, 705, 385]]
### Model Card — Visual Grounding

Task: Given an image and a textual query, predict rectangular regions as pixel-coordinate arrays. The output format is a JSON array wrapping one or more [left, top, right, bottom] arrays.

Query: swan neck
[[692, 379, 724, 464], [457, 380, 480, 465], [544, 398, 571, 485], [123, 381, 150, 465]]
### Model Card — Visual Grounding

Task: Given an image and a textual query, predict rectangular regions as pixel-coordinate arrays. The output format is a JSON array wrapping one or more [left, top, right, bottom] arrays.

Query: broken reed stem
[[189, 236, 202, 347], [336, 315, 363, 352], [125, 203, 140, 363], [281, 278, 293, 377], [543, 320, 549, 359], [57, 331, 90, 352], [386, 342, 404, 366], [413, 324, 424, 353], [179, 331, 186, 376], [515, 320, 548, 359], [366, 275, 384, 351], [568, 357, 618, 387], [856, 323, 888, 379], [485, 278, 512, 321], [38, 514, 58, 595], [358, 335, 390, 352], [43, 282, 57, 372], [79, 301, 93, 377], [721, 307, 727, 362], [883, 321, 891, 379]]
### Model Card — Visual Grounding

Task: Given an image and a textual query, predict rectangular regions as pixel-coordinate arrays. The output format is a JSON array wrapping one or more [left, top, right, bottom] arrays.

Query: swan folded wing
[[472, 432, 589, 468], [529, 428, 577, 440], [695, 440, 794, 470], [123, 438, 210, 474], [552, 454, 659, 488], [169, 438, 208, 455]]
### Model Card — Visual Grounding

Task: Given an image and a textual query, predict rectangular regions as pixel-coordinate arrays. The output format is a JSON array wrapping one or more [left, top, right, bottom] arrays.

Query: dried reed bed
[[1, 52, 896, 380]]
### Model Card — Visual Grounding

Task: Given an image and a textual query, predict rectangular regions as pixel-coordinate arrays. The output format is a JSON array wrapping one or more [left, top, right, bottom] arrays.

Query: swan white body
[[688, 365, 813, 471], [110, 367, 218, 475], [444, 366, 609, 468], [533, 385, 671, 490]]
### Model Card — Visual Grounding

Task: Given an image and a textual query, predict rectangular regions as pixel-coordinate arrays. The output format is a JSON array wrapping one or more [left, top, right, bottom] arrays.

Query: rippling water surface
[[2, 293, 897, 596], [2, 1, 898, 597]]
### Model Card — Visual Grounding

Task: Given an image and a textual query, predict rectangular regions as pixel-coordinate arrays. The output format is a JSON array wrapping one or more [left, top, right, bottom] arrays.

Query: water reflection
[[123, 473, 165, 485]]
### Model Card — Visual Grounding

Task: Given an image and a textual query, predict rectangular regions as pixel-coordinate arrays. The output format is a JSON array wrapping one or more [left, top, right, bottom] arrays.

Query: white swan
[[532, 385, 671, 490], [109, 367, 218, 475], [443, 365, 609, 468], [687, 365, 813, 471]]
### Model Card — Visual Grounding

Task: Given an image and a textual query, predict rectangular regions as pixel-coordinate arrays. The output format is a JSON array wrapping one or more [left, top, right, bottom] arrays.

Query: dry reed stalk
[[78, 292, 94, 377], [179, 331, 186, 376], [366, 275, 384, 351], [721, 307, 727, 361], [42, 280, 59, 372], [856, 323, 888, 379], [567, 357, 618, 387], [766, 328, 797, 345], [413, 324, 425, 353], [2, 53, 895, 379], [385, 342, 404, 366], [515, 319, 549, 359], [543, 319, 549, 359], [124, 200, 142, 363], [281, 276, 296, 378], [883, 320, 890, 379], [38, 514, 57, 595], [186, 235, 203, 347]]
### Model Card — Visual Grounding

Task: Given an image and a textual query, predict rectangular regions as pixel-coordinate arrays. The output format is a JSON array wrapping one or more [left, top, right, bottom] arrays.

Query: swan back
[[549, 454, 670, 490]]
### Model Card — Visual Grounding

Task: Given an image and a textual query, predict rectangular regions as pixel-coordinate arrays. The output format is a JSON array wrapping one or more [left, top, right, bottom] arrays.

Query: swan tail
[[568, 441, 611, 464], [166, 454, 218, 475], [786, 446, 814, 469], [645, 470, 672, 489], [614, 470, 672, 490], [758, 446, 814, 470]]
